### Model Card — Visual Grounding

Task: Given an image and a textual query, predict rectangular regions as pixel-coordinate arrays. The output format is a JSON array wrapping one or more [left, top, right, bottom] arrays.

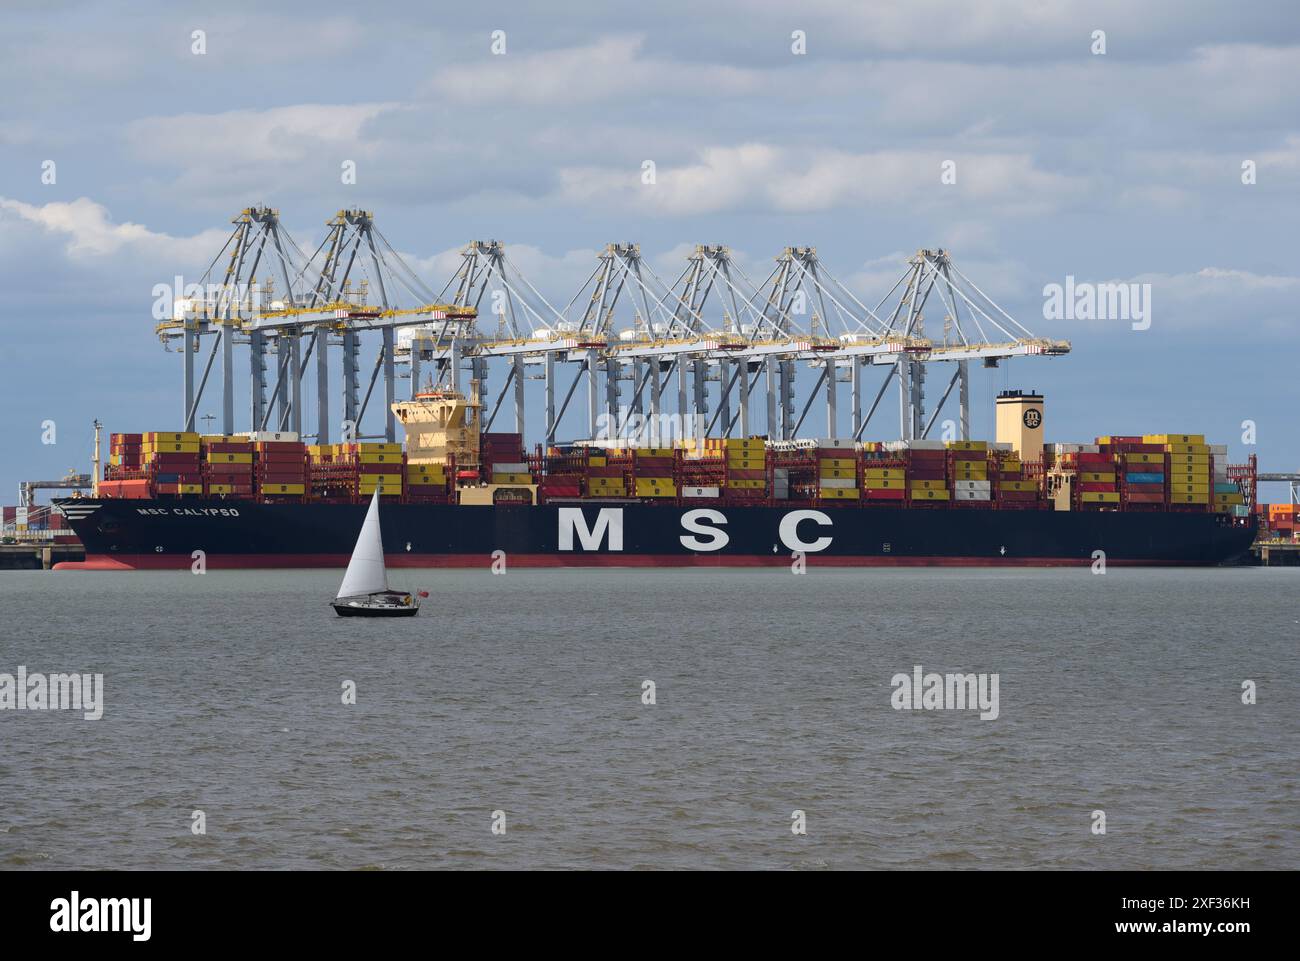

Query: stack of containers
[[584, 449, 629, 497], [902, 440, 948, 504], [254, 436, 308, 498], [725, 438, 767, 501], [679, 448, 725, 500], [1268, 504, 1298, 537], [1095, 436, 1160, 509], [861, 442, 905, 503], [341, 442, 402, 499], [108, 433, 143, 474], [201, 435, 254, 497], [143, 432, 203, 495], [1072, 443, 1120, 508], [815, 439, 858, 502], [993, 445, 1038, 507], [481, 433, 526, 483], [406, 461, 451, 502], [947, 441, 990, 504], [1208, 443, 1242, 512], [633, 447, 678, 499], [1146, 433, 1209, 509]]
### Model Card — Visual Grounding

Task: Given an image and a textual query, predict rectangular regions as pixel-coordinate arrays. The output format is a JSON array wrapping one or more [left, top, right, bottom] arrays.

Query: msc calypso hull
[[52, 498, 1258, 569]]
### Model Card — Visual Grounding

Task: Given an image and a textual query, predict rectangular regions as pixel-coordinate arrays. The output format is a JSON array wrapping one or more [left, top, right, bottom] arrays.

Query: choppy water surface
[[1, 566, 1296, 870]]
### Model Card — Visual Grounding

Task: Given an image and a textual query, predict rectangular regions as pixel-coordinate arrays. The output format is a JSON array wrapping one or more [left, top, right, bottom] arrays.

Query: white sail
[[337, 488, 388, 598]]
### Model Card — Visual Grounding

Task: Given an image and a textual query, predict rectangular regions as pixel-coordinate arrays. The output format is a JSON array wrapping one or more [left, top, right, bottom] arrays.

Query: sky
[[1, 0, 1297, 502]]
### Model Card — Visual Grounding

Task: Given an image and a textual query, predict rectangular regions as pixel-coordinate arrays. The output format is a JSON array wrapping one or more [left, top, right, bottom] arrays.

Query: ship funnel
[[996, 389, 1044, 463]]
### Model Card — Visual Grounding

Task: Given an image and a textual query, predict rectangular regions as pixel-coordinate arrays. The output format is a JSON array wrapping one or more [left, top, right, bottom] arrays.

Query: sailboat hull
[[331, 601, 420, 617]]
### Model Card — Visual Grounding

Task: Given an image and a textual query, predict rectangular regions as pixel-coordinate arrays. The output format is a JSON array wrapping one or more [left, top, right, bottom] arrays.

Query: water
[[1, 566, 1296, 870]]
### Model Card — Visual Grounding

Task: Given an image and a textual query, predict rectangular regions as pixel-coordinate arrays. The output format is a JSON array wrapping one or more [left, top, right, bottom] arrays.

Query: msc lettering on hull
[[558, 507, 835, 553]]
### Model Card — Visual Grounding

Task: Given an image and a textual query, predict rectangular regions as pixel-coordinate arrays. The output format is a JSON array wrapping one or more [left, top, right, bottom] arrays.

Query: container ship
[[53, 390, 1257, 569]]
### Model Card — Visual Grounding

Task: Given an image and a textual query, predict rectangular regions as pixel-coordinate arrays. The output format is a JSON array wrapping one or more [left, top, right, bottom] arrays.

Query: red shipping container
[[908, 468, 947, 480], [728, 469, 767, 480], [863, 488, 905, 500], [632, 457, 674, 470], [1074, 452, 1114, 464], [258, 451, 306, 464], [258, 472, 307, 484], [1079, 482, 1118, 492], [816, 447, 855, 458], [724, 487, 766, 499], [586, 466, 626, 478], [204, 442, 254, 453], [254, 441, 305, 453], [1126, 492, 1165, 503], [1125, 482, 1163, 493], [950, 451, 987, 461], [998, 490, 1038, 501], [149, 452, 201, 465]]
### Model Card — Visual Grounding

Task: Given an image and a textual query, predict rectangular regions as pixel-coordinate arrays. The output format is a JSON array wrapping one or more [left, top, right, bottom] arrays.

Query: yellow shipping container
[[145, 431, 200, 443], [863, 468, 904, 480], [911, 488, 950, 501], [1080, 491, 1120, 503], [178, 483, 203, 494], [1168, 453, 1210, 466], [725, 438, 765, 451], [1166, 442, 1210, 454], [863, 478, 903, 490], [819, 487, 859, 500], [206, 484, 233, 494], [1215, 493, 1244, 505], [953, 464, 988, 477], [945, 440, 988, 451], [634, 448, 676, 459], [356, 451, 403, 464], [1123, 452, 1163, 464], [206, 452, 253, 464], [635, 478, 676, 496], [144, 441, 200, 454], [1080, 472, 1116, 483], [820, 468, 856, 479], [201, 435, 239, 444], [728, 458, 767, 470], [492, 473, 532, 485], [818, 458, 855, 470], [910, 479, 945, 491], [726, 479, 766, 490], [1169, 491, 1208, 504], [587, 479, 626, 493], [1144, 434, 1204, 445], [261, 483, 305, 495], [587, 456, 607, 467]]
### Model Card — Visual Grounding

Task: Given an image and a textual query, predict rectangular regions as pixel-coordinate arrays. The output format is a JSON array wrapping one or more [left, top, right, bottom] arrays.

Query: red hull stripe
[[53, 552, 1200, 571]]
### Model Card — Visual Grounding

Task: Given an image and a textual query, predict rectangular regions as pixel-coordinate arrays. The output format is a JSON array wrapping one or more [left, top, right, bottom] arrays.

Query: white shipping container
[[242, 431, 300, 442], [906, 439, 946, 450], [816, 438, 857, 449], [681, 486, 720, 498], [818, 477, 856, 489], [953, 480, 992, 491], [954, 489, 991, 501], [491, 462, 528, 474], [1209, 444, 1228, 455]]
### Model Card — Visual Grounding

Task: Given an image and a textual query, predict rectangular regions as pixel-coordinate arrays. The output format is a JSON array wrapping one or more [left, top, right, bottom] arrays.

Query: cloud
[[426, 36, 763, 105], [558, 144, 1085, 215], [0, 196, 226, 261]]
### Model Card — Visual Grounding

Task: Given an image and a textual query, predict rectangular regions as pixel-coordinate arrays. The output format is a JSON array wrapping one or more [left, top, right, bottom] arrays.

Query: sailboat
[[332, 487, 421, 617]]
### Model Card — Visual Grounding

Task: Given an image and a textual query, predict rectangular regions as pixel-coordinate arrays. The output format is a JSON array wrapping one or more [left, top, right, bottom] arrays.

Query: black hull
[[54, 498, 1258, 569], [332, 603, 419, 617]]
